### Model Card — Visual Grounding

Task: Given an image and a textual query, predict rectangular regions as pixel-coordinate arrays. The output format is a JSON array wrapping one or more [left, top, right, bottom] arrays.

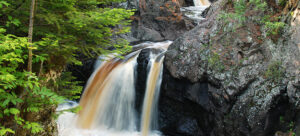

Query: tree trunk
[[16, 0, 36, 135], [27, 0, 36, 72]]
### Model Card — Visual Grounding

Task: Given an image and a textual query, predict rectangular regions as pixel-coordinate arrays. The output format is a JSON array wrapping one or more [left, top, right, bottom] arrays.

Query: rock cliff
[[161, 0, 300, 135], [71, 0, 300, 135]]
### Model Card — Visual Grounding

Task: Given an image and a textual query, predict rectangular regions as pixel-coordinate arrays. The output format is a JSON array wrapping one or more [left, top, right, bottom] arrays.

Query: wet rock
[[159, 69, 229, 136], [177, 117, 201, 135], [135, 47, 166, 128], [160, 0, 300, 135]]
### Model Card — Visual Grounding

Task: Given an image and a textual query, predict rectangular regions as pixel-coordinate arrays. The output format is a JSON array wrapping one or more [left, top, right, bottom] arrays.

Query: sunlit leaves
[[0, 127, 14, 136], [0, 0, 9, 8], [0, 28, 66, 135], [0, 0, 134, 135]]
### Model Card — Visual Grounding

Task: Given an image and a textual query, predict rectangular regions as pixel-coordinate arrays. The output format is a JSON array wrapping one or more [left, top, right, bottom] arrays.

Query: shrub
[[264, 61, 285, 83]]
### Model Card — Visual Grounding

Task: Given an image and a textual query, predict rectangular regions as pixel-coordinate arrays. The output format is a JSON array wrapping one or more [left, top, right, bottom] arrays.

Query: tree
[[0, 0, 134, 135], [27, 0, 36, 72]]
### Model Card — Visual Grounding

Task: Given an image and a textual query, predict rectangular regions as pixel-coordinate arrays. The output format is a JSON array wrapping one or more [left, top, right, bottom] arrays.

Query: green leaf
[[3, 109, 9, 115], [0, 126, 14, 136], [2, 99, 9, 107], [9, 108, 20, 115]]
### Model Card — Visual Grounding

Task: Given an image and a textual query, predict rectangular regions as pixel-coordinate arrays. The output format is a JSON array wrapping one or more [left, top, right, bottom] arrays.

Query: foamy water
[[57, 41, 172, 136], [57, 102, 162, 136]]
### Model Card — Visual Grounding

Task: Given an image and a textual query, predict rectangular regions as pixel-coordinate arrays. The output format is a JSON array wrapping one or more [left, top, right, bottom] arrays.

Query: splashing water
[[193, 0, 210, 6], [57, 41, 172, 136], [181, 0, 211, 21], [57, 102, 162, 136]]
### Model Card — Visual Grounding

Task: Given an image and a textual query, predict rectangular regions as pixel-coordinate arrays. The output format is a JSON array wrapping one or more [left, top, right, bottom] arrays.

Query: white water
[[94, 58, 137, 130], [57, 102, 161, 136], [141, 53, 165, 136], [57, 41, 172, 136], [193, 0, 210, 6], [181, 0, 211, 21]]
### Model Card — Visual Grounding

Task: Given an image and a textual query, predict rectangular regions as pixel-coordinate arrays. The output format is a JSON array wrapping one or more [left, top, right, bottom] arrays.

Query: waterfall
[[193, 0, 210, 6], [181, 0, 211, 21], [77, 56, 138, 130], [141, 53, 165, 136], [57, 41, 172, 136]]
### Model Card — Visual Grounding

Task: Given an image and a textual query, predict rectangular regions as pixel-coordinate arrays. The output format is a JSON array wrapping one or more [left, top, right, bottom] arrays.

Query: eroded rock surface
[[125, 0, 197, 42], [161, 0, 300, 135]]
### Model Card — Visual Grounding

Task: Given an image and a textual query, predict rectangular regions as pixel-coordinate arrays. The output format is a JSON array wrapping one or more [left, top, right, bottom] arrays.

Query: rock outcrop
[[72, 0, 300, 135], [161, 0, 300, 135], [124, 0, 196, 42]]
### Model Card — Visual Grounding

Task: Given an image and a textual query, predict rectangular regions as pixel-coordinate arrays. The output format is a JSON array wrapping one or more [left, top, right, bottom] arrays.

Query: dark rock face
[[69, 0, 300, 135], [161, 0, 300, 135], [159, 70, 225, 136], [136, 48, 152, 114], [135, 47, 167, 129], [67, 57, 95, 86], [126, 0, 196, 42]]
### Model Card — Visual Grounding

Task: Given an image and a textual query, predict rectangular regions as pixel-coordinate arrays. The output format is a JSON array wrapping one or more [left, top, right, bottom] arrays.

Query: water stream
[[57, 41, 171, 136], [56, 1, 212, 135], [141, 53, 165, 136], [181, 0, 211, 21]]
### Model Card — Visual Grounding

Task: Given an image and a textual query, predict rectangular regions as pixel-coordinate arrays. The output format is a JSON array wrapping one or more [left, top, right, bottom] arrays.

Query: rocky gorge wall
[[160, 0, 300, 135], [121, 0, 196, 42], [70, 0, 300, 135]]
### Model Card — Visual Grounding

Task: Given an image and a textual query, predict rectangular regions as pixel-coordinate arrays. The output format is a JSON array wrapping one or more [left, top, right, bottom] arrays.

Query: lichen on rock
[[161, 0, 300, 135]]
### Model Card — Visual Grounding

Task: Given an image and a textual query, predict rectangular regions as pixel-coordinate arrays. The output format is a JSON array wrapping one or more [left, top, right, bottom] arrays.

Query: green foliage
[[54, 72, 83, 100], [278, 116, 296, 135], [0, 0, 134, 135], [218, 0, 248, 29], [288, 121, 296, 136], [219, 0, 285, 35], [208, 52, 225, 72], [264, 61, 285, 83], [0, 27, 66, 135], [0, 127, 14, 135], [2, 0, 135, 63], [279, 0, 287, 7], [280, 116, 284, 123], [249, 0, 267, 11], [23, 122, 43, 134], [264, 21, 285, 35]]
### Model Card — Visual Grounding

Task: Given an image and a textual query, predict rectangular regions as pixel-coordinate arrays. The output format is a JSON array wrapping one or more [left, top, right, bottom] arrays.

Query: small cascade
[[77, 55, 138, 130], [181, 0, 211, 21], [57, 41, 172, 136], [193, 0, 210, 6], [141, 53, 165, 136]]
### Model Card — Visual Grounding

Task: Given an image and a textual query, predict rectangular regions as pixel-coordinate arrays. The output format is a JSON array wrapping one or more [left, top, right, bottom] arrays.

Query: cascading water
[[78, 56, 138, 130], [193, 0, 210, 6], [141, 53, 165, 136], [181, 0, 211, 21], [57, 41, 172, 136]]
